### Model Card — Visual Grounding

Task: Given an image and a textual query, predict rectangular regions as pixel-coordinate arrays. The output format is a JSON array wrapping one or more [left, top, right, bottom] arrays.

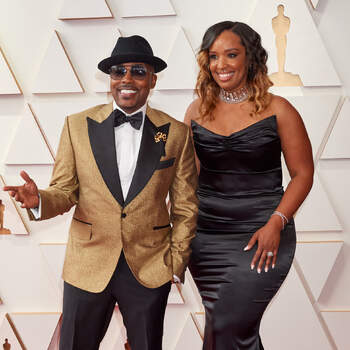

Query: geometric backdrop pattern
[[322, 98, 350, 159], [32, 31, 84, 94], [0, 47, 22, 95], [59, 0, 113, 20], [0, 0, 349, 349]]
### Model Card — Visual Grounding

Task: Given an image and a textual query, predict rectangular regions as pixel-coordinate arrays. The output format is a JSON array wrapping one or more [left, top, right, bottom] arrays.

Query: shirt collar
[[113, 101, 147, 119]]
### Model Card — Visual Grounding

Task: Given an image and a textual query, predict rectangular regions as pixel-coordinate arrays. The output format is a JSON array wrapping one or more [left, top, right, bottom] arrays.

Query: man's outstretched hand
[[3, 171, 39, 208]]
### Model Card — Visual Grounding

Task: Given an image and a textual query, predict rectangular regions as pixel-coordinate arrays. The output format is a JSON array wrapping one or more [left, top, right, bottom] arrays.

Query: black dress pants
[[59, 251, 171, 350]]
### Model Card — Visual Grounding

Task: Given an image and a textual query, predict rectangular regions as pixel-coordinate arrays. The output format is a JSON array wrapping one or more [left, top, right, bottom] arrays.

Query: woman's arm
[[246, 95, 314, 272], [271, 95, 314, 219]]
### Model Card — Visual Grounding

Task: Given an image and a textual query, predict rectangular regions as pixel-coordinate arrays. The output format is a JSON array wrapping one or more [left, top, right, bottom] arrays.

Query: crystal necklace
[[219, 87, 249, 104]]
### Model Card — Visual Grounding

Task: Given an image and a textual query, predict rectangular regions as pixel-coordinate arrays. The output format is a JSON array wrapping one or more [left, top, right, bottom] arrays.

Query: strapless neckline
[[191, 115, 276, 138]]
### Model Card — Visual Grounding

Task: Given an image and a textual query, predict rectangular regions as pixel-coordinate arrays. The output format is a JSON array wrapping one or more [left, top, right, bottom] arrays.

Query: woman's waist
[[198, 169, 282, 196], [197, 191, 284, 230]]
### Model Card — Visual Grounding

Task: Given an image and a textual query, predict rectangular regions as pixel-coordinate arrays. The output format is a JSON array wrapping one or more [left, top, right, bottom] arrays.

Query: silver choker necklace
[[219, 87, 249, 104]]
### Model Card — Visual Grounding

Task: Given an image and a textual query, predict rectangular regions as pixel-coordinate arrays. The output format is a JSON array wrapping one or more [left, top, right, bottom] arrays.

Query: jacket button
[[121, 213, 127, 218]]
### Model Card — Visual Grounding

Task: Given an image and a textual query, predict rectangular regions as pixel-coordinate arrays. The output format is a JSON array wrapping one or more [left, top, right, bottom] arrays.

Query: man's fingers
[[20, 170, 32, 183], [3, 186, 20, 192]]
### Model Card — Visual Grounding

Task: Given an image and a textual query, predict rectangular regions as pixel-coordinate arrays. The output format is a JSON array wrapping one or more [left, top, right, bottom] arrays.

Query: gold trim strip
[[28, 103, 56, 161], [5, 313, 27, 350], [175, 283, 185, 303], [297, 240, 344, 244], [321, 310, 350, 313], [54, 30, 84, 93], [0, 46, 23, 94], [190, 312, 203, 341], [59, 0, 114, 20], [39, 242, 67, 246]]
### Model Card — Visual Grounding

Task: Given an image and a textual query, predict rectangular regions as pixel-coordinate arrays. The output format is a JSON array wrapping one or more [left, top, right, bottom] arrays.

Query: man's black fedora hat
[[98, 35, 167, 74]]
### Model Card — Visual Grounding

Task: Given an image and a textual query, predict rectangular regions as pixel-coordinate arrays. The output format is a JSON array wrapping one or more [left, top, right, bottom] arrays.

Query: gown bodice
[[191, 115, 286, 232]]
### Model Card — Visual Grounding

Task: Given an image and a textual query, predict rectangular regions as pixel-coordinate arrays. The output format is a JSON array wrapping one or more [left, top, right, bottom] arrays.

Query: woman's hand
[[244, 215, 283, 273]]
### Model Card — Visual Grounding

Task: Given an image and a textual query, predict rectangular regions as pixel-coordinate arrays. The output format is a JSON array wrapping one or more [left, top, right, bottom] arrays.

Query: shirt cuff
[[29, 194, 41, 220], [173, 274, 181, 284]]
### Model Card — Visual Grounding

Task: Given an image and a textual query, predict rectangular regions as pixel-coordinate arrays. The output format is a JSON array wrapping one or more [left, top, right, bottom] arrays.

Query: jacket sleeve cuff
[[29, 193, 41, 220]]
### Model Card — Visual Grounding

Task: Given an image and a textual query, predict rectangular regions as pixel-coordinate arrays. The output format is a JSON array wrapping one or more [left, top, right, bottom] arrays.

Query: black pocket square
[[157, 157, 175, 170]]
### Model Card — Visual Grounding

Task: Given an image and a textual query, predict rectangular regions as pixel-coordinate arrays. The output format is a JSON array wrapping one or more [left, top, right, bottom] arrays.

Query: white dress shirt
[[113, 101, 146, 199]]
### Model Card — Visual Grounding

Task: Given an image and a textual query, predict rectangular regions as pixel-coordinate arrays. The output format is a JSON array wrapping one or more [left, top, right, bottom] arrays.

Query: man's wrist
[[30, 193, 41, 220], [172, 274, 181, 284]]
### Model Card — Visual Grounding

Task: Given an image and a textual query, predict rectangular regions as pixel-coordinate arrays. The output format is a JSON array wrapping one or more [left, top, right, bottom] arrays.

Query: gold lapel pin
[[154, 132, 167, 143]]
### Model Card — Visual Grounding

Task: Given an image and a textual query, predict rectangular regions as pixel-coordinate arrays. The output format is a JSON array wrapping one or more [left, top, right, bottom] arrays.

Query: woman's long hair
[[196, 21, 273, 120]]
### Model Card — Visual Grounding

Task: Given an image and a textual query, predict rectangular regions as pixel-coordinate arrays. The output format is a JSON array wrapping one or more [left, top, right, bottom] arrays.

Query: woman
[[185, 21, 314, 349]]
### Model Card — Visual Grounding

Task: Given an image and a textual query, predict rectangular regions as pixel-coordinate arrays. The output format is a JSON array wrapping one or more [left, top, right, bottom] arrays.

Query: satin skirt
[[189, 213, 296, 350]]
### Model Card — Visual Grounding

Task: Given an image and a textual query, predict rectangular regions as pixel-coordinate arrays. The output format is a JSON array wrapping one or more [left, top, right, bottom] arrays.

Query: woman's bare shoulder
[[269, 94, 307, 137], [269, 94, 299, 118]]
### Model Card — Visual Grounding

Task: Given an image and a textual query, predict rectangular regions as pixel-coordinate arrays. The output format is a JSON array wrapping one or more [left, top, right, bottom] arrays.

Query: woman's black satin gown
[[189, 116, 296, 350]]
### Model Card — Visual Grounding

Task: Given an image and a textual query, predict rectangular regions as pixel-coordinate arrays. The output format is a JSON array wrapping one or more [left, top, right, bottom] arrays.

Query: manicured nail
[[243, 246, 249, 251], [265, 267, 268, 272], [272, 264, 275, 269], [257, 268, 261, 274], [251, 264, 254, 270]]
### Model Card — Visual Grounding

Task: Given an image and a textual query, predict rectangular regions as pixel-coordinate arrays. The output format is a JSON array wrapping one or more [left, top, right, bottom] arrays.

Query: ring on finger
[[267, 251, 274, 257]]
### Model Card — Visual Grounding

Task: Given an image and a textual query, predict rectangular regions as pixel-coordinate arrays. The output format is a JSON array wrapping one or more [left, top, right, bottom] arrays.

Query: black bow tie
[[113, 109, 143, 130]]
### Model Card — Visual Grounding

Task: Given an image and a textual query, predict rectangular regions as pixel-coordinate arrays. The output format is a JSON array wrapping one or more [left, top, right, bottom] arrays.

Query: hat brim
[[98, 54, 167, 74]]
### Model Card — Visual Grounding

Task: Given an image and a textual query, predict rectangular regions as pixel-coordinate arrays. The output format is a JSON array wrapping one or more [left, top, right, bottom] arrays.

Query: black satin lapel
[[87, 114, 124, 207], [125, 116, 170, 206]]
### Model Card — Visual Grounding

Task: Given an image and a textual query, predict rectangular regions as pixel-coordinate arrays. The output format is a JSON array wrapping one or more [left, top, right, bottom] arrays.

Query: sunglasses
[[109, 64, 150, 80]]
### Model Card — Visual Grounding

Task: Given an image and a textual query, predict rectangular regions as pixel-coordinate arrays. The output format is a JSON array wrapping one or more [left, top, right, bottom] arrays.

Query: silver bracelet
[[271, 210, 288, 229]]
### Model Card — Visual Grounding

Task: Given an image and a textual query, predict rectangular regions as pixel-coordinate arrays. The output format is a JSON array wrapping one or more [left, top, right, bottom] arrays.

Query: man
[[3, 35, 198, 350]]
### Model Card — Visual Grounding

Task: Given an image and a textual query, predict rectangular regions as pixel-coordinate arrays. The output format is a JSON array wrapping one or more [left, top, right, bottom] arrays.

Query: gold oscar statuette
[[269, 4, 303, 86]]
